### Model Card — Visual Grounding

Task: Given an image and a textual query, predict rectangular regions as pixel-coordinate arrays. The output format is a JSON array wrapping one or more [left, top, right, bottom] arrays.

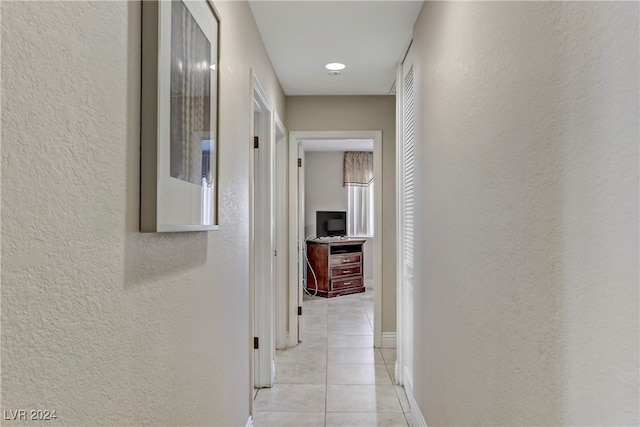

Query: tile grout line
[[324, 298, 329, 427], [262, 290, 396, 427]]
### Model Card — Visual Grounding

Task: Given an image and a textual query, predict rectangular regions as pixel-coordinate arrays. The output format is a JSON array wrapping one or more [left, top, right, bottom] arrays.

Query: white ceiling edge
[[302, 139, 374, 152]]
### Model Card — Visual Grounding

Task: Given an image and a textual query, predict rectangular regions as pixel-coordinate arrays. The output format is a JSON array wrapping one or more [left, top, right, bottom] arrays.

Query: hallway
[[253, 289, 411, 426]]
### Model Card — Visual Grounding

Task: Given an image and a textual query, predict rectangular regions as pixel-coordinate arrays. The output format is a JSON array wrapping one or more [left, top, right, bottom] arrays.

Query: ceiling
[[249, 1, 424, 96], [302, 138, 373, 152]]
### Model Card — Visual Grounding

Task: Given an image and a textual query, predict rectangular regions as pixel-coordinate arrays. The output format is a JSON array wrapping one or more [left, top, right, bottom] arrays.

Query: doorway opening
[[288, 131, 383, 348]]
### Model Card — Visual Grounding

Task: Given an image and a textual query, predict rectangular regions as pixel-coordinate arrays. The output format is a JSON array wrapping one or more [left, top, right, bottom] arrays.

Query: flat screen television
[[316, 211, 347, 237]]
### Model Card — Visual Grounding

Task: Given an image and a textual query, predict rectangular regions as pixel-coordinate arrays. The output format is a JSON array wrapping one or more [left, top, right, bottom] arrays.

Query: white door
[[397, 44, 416, 396]]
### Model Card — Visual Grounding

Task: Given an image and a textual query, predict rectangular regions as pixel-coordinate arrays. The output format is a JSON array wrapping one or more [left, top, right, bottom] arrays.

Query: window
[[347, 182, 374, 236], [343, 151, 374, 237]]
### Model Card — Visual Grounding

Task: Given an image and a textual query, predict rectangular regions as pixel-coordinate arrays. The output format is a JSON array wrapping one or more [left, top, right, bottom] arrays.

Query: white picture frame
[[141, 0, 220, 232]]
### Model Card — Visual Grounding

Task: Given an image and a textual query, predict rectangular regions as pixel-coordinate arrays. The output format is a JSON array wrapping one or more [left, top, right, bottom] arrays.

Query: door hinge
[[254, 337, 259, 349], [298, 306, 302, 316], [297, 158, 302, 167], [254, 136, 259, 149], [274, 250, 277, 257]]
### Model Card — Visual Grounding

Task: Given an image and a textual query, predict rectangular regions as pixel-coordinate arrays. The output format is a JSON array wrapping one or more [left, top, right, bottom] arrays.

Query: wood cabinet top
[[306, 238, 366, 246]]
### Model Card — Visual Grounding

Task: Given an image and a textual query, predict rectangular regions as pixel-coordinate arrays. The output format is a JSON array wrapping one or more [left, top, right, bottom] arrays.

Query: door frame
[[288, 130, 383, 348], [251, 71, 275, 388], [286, 136, 301, 347], [274, 115, 288, 349]]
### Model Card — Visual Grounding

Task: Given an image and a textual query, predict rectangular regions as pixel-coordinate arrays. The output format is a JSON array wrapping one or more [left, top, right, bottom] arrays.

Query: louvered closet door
[[401, 44, 415, 394]]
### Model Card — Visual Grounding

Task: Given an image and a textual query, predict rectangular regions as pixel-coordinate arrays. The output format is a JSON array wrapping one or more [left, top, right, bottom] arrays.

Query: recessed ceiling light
[[325, 63, 346, 71]]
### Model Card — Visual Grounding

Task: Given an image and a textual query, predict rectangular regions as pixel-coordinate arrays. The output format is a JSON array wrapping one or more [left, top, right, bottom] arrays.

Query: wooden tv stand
[[306, 238, 366, 298]]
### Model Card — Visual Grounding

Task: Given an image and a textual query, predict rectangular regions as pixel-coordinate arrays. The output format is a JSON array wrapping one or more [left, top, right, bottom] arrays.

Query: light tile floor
[[254, 289, 412, 427]]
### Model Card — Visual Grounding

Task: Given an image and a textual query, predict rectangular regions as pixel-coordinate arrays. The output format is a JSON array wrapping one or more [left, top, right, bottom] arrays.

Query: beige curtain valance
[[343, 151, 373, 187]]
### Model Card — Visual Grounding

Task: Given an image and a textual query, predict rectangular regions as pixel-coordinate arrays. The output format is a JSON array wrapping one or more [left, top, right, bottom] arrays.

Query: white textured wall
[[304, 151, 374, 281], [1, 1, 284, 425], [412, 2, 639, 425], [286, 96, 396, 332]]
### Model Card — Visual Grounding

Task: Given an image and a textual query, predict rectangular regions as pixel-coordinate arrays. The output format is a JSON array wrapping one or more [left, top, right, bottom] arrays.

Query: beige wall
[[287, 96, 396, 333], [304, 152, 348, 237], [304, 151, 374, 282], [412, 2, 639, 425], [1, 1, 284, 425]]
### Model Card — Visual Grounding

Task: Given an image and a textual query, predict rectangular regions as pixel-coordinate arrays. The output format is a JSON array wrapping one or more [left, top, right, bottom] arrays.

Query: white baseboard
[[381, 332, 396, 348], [396, 367, 427, 426], [407, 392, 428, 427], [245, 415, 254, 427], [394, 361, 399, 385], [286, 331, 298, 348]]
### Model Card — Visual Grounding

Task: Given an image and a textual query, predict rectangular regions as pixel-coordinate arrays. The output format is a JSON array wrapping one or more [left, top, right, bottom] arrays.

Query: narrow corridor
[[253, 289, 412, 426]]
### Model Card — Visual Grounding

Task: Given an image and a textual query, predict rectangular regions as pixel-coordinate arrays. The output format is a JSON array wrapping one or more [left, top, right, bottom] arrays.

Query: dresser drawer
[[305, 239, 365, 298], [332, 276, 363, 290], [330, 252, 362, 266], [331, 265, 362, 278]]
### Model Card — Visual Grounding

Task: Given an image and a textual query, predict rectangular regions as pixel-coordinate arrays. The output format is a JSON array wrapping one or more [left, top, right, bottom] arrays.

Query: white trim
[[245, 415, 254, 427], [287, 133, 300, 348], [252, 71, 275, 388], [248, 70, 256, 408], [364, 279, 374, 288], [296, 147, 305, 336], [394, 361, 399, 385], [272, 359, 277, 385], [407, 392, 428, 427], [156, 224, 219, 232], [274, 115, 288, 350], [403, 365, 414, 400], [381, 332, 397, 349], [288, 130, 383, 348], [395, 57, 406, 388], [246, 70, 256, 419], [372, 132, 383, 349]]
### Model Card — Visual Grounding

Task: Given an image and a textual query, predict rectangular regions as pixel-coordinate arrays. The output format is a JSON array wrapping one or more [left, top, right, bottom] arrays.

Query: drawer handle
[[342, 270, 353, 274], [342, 259, 351, 263], [342, 282, 351, 286]]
